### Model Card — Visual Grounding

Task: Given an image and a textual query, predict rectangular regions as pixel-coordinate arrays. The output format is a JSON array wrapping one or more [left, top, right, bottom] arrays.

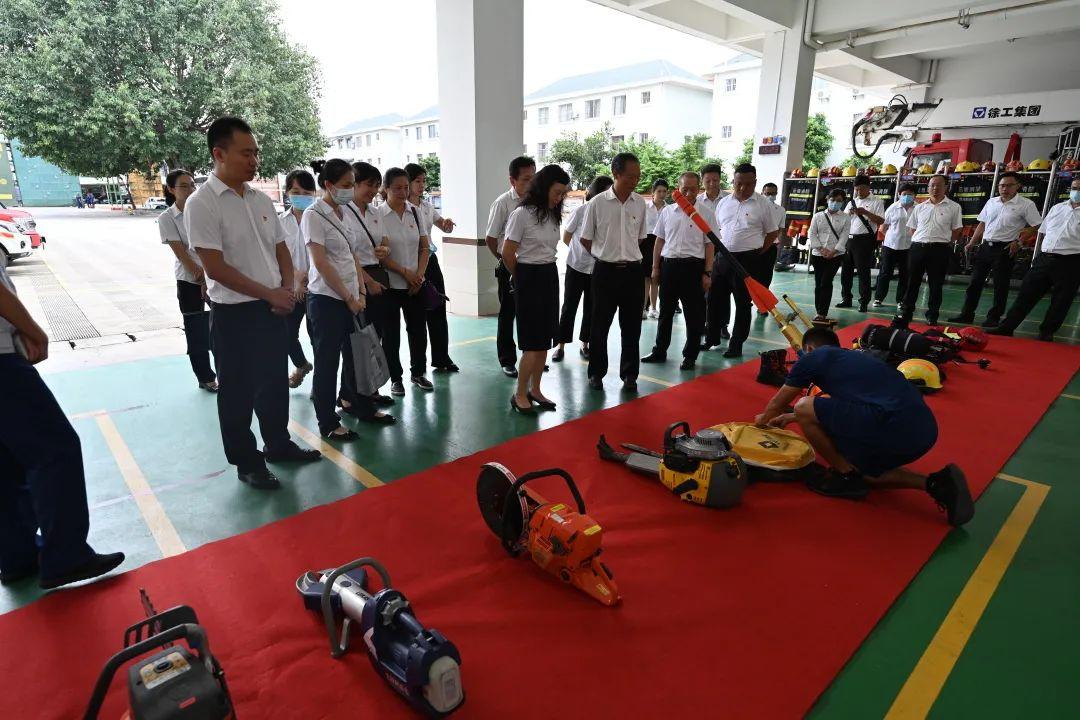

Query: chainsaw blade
[[620, 443, 661, 458], [477, 462, 524, 542]]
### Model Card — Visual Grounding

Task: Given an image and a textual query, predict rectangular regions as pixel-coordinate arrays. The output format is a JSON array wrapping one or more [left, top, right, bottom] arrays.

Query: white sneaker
[[871, 300, 883, 308], [650, 309, 660, 319]]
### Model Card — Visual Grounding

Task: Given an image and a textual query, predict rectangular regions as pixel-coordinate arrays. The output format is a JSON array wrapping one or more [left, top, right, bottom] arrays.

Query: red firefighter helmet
[[957, 326, 989, 351]]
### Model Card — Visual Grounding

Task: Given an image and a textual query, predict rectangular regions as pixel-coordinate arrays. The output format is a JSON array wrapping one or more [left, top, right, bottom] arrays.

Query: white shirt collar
[[168, 204, 183, 219], [207, 172, 250, 197]]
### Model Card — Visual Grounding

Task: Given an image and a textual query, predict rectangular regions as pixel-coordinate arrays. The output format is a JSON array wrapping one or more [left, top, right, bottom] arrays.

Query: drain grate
[[29, 273, 101, 341]]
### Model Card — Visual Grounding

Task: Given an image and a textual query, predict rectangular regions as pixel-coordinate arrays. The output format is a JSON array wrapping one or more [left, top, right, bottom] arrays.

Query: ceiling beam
[[695, 0, 795, 30], [811, 0, 1016, 37]]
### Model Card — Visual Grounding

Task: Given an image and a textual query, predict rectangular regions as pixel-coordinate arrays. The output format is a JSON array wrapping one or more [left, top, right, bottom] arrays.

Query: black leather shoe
[[372, 393, 394, 407], [1, 560, 39, 585], [588, 377, 603, 390], [510, 395, 535, 414], [985, 326, 1013, 336], [641, 352, 666, 363], [527, 392, 557, 411], [680, 358, 696, 370], [501, 365, 519, 378], [700, 342, 715, 351], [359, 412, 397, 425], [981, 317, 1000, 328], [1038, 332, 1054, 342], [322, 426, 359, 441], [39, 552, 125, 590], [433, 362, 460, 373], [622, 379, 638, 392], [238, 469, 283, 490], [551, 348, 565, 362], [264, 443, 321, 463], [947, 314, 974, 324], [722, 343, 743, 358], [858, 303, 868, 313], [835, 300, 853, 309]]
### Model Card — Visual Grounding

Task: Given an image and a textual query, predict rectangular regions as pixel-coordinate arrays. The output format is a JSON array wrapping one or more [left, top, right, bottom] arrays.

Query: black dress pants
[[902, 243, 952, 324], [384, 289, 428, 381], [998, 252, 1080, 336], [652, 257, 706, 360], [306, 294, 375, 434], [559, 266, 593, 344], [285, 300, 308, 368], [960, 241, 1015, 322], [810, 255, 842, 317], [708, 249, 758, 346], [425, 254, 452, 366], [840, 233, 876, 306], [177, 280, 215, 383], [495, 262, 517, 367], [210, 301, 291, 473], [588, 260, 644, 381], [874, 247, 910, 305]]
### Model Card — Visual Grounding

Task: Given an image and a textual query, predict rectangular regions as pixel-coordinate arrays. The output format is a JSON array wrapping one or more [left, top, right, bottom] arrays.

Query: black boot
[[926, 464, 974, 527]]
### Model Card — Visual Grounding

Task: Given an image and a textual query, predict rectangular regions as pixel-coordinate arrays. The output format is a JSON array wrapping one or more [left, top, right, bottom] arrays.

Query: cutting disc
[[476, 462, 525, 542]]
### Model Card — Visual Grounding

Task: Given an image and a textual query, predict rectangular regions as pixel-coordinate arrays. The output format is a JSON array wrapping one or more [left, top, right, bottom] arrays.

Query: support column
[[435, 0, 523, 316], [753, 4, 815, 190]]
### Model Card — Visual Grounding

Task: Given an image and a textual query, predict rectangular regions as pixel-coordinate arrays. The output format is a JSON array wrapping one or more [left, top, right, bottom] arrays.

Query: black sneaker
[[390, 380, 406, 396], [722, 343, 743, 359], [926, 464, 974, 527], [501, 365, 519, 378], [1038, 332, 1054, 342], [835, 300, 853, 309], [981, 317, 1000, 328], [947, 314, 975, 324], [433, 362, 460, 373], [985, 326, 1013, 337], [622, 378, 638, 392], [238, 468, 282, 490], [871, 300, 883, 308], [551, 348, 565, 362], [588, 377, 603, 390], [641, 352, 666, 364], [679, 358, 696, 370], [806, 468, 869, 500], [411, 376, 434, 391], [858, 303, 868, 313], [39, 552, 126, 589], [264, 442, 321, 463]]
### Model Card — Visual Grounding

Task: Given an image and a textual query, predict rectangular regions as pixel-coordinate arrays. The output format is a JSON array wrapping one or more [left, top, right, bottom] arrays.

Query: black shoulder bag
[[344, 204, 391, 289]]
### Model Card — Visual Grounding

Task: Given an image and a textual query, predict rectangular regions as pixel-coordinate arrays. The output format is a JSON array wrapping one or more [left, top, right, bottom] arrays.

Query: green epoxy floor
[[4, 271, 1078, 716]]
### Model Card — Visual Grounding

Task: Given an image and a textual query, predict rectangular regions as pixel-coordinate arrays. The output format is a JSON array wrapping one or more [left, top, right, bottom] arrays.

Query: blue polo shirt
[[786, 346, 925, 413]]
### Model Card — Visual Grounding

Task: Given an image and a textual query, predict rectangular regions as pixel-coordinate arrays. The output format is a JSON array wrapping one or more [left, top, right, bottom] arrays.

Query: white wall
[[655, 83, 715, 149], [401, 119, 441, 164], [324, 128, 401, 166]]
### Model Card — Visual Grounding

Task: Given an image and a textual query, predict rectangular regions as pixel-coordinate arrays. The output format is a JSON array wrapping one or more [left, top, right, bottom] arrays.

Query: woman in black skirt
[[502, 164, 570, 414], [642, 178, 668, 319]]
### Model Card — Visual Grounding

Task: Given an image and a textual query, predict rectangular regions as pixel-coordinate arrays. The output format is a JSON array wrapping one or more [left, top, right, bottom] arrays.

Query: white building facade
[[325, 112, 404, 166]]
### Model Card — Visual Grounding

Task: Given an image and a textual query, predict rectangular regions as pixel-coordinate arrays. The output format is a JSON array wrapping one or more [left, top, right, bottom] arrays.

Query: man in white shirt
[[900, 174, 964, 326], [837, 175, 886, 312], [949, 171, 1043, 325], [873, 184, 917, 309], [642, 172, 715, 369], [988, 176, 1080, 341], [484, 156, 536, 377], [705, 163, 781, 357], [187, 116, 321, 490], [697, 162, 728, 217], [581, 152, 648, 391]]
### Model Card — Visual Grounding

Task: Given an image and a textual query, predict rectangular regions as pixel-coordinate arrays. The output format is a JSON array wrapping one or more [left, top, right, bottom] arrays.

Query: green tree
[[419, 155, 441, 190], [0, 0, 325, 179], [670, 133, 727, 188], [837, 154, 873, 170], [802, 113, 834, 171], [617, 136, 680, 193], [735, 137, 754, 167], [548, 123, 618, 189]]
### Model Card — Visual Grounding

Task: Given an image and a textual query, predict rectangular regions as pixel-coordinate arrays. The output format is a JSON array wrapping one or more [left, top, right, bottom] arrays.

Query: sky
[[275, 0, 737, 133]]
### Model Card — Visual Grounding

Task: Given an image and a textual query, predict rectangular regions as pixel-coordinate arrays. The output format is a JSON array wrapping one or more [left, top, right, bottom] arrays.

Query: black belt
[[1041, 251, 1079, 258], [662, 256, 705, 264], [594, 259, 640, 269], [363, 263, 382, 271]]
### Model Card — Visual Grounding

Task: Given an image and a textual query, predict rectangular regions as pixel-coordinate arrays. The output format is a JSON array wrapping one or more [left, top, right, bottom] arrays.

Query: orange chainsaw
[[476, 463, 620, 607]]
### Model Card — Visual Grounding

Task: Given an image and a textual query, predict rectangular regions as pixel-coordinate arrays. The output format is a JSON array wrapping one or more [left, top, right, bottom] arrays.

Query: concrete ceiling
[[589, 0, 1080, 90]]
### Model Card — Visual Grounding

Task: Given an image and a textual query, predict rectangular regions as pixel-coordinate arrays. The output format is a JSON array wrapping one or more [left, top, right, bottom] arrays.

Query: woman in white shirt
[[873, 183, 917, 309], [278, 170, 316, 388], [160, 169, 216, 391], [554, 175, 612, 363], [377, 167, 432, 396], [303, 159, 376, 440], [503, 165, 570, 414], [807, 188, 853, 320], [642, 178, 668, 319], [406, 163, 458, 373]]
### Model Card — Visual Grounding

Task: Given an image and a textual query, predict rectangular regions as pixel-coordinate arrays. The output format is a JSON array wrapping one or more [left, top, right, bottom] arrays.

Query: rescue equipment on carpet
[[84, 590, 234, 720], [476, 463, 620, 607], [296, 559, 464, 717]]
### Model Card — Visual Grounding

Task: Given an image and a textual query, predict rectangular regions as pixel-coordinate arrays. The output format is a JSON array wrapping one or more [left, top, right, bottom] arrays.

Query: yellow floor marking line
[[288, 419, 383, 489], [637, 374, 674, 388], [95, 413, 187, 557], [449, 335, 496, 347], [885, 473, 1050, 719], [1060, 393, 1080, 401]]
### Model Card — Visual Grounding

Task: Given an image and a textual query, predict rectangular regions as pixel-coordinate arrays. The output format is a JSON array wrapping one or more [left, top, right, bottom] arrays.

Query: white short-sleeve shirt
[[342, 202, 383, 267], [563, 204, 594, 274], [278, 210, 308, 278], [654, 203, 713, 260], [485, 187, 523, 254], [185, 173, 284, 304], [849, 194, 886, 236], [0, 264, 18, 354], [415, 198, 443, 254], [1039, 200, 1080, 255], [714, 192, 779, 252], [378, 201, 425, 290], [580, 188, 647, 263], [978, 195, 1043, 243], [808, 210, 852, 256], [504, 206, 561, 265], [302, 198, 359, 301], [882, 202, 914, 251], [645, 200, 664, 235], [697, 191, 728, 218], [159, 204, 201, 283], [907, 197, 963, 244]]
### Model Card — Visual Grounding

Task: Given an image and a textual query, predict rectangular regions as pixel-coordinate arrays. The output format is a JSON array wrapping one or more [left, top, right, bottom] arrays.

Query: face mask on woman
[[288, 194, 314, 211], [827, 201, 843, 212], [332, 188, 354, 206], [1070, 189, 1080, 203], [900, 194, 915, 206]]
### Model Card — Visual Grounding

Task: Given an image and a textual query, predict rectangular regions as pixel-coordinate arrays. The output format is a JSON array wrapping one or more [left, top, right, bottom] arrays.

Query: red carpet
[[2, 323, 1077, 719]]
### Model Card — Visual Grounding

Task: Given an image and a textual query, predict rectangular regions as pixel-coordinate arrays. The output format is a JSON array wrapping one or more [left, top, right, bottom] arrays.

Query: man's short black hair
[[611, 152, 639, 175], [803, 327, 840, 348], [898, 183, 916, 194], [762, 182, 778, 191], [998, 171, 1021, 183], [207, 116, 253, 156], [652, 178, 670, 190], [733, 162, 756, 176], [509, 156, 536, 179], [853, 175, 871, 187], [700, 162, 723, 178]]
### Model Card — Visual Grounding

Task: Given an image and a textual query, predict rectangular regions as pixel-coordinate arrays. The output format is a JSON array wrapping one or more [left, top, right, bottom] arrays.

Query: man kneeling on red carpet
[[754, 327, 974, 526]]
